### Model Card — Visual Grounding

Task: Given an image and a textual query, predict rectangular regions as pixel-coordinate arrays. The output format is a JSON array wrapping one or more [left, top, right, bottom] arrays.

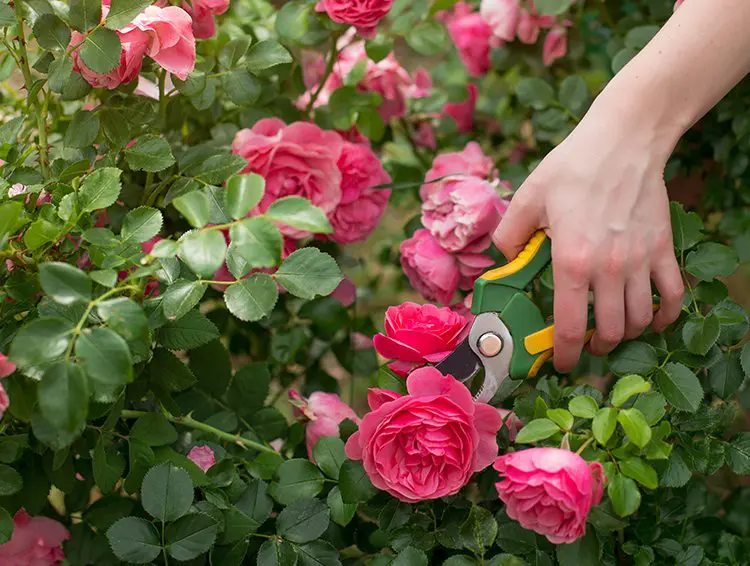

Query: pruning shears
[[436, 230, 658, 403]]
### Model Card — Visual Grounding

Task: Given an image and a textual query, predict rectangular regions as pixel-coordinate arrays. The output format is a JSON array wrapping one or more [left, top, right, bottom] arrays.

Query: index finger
[[552, 252, 591, 373]]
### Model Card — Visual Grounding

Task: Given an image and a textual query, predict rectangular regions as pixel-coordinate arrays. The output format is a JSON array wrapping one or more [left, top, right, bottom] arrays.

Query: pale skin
[[492, 0, 750, 372]]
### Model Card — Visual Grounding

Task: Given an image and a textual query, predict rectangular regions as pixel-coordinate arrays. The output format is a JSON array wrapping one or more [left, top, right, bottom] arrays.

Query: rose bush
[[0, 0, 747, 564]]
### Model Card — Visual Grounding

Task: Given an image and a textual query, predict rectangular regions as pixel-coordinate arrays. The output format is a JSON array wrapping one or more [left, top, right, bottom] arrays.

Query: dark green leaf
[[33, 14, 71, 50], [166, 513, 218, 561], [9, 317, 72, 375], [296, 540, 341, 566], [608, 474, 641, 517], [93, 436, 125, 493], [392, 547, 428, 566], [312, 436, 346, 480], [708, 351, 744, 399], [69, 0, 101, 30], [246, 39, 293, 72], [64, 109, 100, 148], [0, 464, 22, 496], [515, 78, 554, 109], [78, 167, 122, 212], [327, 486, 356, 527], [222, 69, 261, 106], [230, 216, 283, 269], [131, 413, 178, 447], [682, 313, 720, 355], [97, 297, 149, 341], [655, 362, 703, 413], [558, 75, 588, 113], [670, 202, 703, 251], [156, 310, 218, 350], [224, 273, 279, 322], [659, 448, 691, 487], [609, 342, 658, 376], [277, 498, 330, 544], [162, 280, 206, 320], [76, 327, 133, 399], [141, 463, 194, 522], [727, 432, 750, 474], [274, 248, 342, 300], [105, 0, 151, 28], [225, 174, 264, 219], [406, 21, 449, 55], [120, 206, 162, 245], [339, 459, 378, 504], [685, 242, 739, 281], [226, 362, 271, 416], [80, 27, 121, 74], [460, 505, 498, 555], [39, 262, 91, 305], [38, 361, 88, 432], [257, 538, 299, 566], [275, 2, 309, 41], [107, 517, 161, 564], [210, 540, 249, 566], [124, 135, 175, 173], [187, 154, 247, 185], [633, 392, 666, 426], [0, 506, 12, 544], [273, 459, 325, 505], [148, 348, 196, 392], [556, 530, 599, 566]]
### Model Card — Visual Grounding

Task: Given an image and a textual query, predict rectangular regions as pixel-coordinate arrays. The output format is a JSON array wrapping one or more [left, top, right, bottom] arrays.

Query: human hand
[[492, 101, 685, 372]]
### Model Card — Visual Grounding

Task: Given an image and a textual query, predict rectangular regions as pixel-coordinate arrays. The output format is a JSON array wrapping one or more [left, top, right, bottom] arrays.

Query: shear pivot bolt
[[478, 333, 503, 357]]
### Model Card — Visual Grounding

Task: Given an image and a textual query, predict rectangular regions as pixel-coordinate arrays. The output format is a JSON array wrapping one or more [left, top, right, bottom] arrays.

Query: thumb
[[492, 192, 542, 261]]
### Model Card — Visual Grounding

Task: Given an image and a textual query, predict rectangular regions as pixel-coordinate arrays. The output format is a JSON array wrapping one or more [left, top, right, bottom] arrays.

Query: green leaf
[[460, 505, 498, 555], [625, 25, 660, 49], [69, 0, 101, 30], [107, 517, 162, 564], [569, 395, 598, 418], [0, 201, 25, 239], [276, 498, 330, 544], [0, 3, 14, 26], [659, 448, 691, 487], [620, 457, 658, 489], [682, 313, 720, 356], [727, 432, 750, 474], [166, 513, 218, 561], [234, 479, 274, 531], [609, 342, 658, 376], [156, 310, 218, 350], [162, 280, 206, 320], [608, 474, 641, 517], [546, 408, 573, 430], [224, 273, 279, 322], [179, 230, 227, 278], [514, 418, 560, 443], [312, 436, 346, 480], [219, 37, 250, 68], [225, 362, 270, 416], [266, 196, 333, 234], [655, 362, 703, 413], [230, 216, 283, 269], [38, 361, 88, 433], [9, 317, 72, 375], [39, 262, 91, 305], [148, 348, 196, 392], [23, 219, 61, 251], [64, 109, 100, 148], [80, 27, 121, 74], [556, 530, 599, 566], [617, 408, 651, 448], [558, 75, 588, 114], [633, 392, 666, 426], [78, 167, 122, 212], [611, 374, 651, 407], [246, 39, 293, 72], [211, 540, 249, 566], [534, 0, 575, 15], [257, 538, 299, 566], [225, 174, 264, 219], [105, 0, 151, 28], [222, 69, 261, 106], [515, 78, 555, 109], [709, 351, 744, 399], [0, 506, 12, 544], [90, 269, 117, 287], [339, 459, 378, 504], [273, 459, 325, 506], [406, 21, 449, 55], [33, 14, 71, 50], [670, 202, 704, 251], [274, 248, 342, 300], [121, 207, 162, 245], [327, 486, 356, 527], [141, 463, 194, 522], [97, 297, 149, 341], [0, 464, 22, 496], [125, 135, 175, 173], [392, 547, 428, 566], [593, 408, 617, 445], [131, 413, 178, 447], [296, 540, 341, 566], [93, 436, 125, 493], [174, 191, 211, 228], [685, 242, 739, 281], [275, 2, 309, 41], [76, 327, 133, 398], [185, 154, 247, 185]]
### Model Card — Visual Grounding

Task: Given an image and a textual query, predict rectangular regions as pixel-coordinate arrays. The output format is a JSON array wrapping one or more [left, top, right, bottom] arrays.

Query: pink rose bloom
[[498, 408, 523, 442], [456, 252, 494, 289], [400, 229, 460, 306], [141, 235, 162, 255], [0, 383, 8, 419], [422, 176, 508, 253], [444, 83, 478, 133], [331, 277, 356, 307], [412, 121, 437, 150], [673, 0, 685, 9], [0, 508, 71, 565], [231, 118, 343, 237], [315, 0, 394, 38], [290, 391, 361, 463], [516, 3, 555, 44], [352, 332, 374, 350], [543, 27, 568, 66], [373, 301, 470, 376], [444, 2, 493, 77], [345, 367, 503, 502], [121, 6, 196, 80], [329, 141, 391, 244], [187, 445, 216, 472], [0, 353, 15, 378], [421, 142, 496, 200], [357, 52, 413, 122], [480, 0, 521, 43], [494, 448, 606, 544], [182, 0, 229, 39], [70, 29, 148, 89]]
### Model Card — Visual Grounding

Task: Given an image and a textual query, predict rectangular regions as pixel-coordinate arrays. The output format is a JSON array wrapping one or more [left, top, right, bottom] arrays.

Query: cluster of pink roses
[[400, 142, 509, 306], [0, 508, 70, 565], [315, 0, 394, 39]]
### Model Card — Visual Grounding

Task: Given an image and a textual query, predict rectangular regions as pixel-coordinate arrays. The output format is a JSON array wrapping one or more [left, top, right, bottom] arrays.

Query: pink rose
[[673, 0, 685, 9], [480, 0, 521, 43], [0, 508, 71, 566], [231, 119, 343, 237], [345, 367, 503, 502], [354, 50, 413, 122], [331, 277, 356, 307], [182, 0, 229, 39], [329, 141, 391, 244], [456, 252, 494, 289], [421, 142, 496, 200], [516, 3, 555, 44], [290, 391, 361, 463], [421, 176, 508, 253], [373, 301, 470, 376], [187, 445, 216, 472], [444, 83, 478, 133], [0, 353, 15, 378], [400, 229, 460, 306], [443, 2, 493, 77], [0, 383, 8, 419], [412, 122, 437, 150], [315, 0, 394, 38], [494, 448, 606, 544], [70, 29, 148, 89], [141, 236, 162, 255], [497, 408, 523, 442], [543, 27, 568, 66]]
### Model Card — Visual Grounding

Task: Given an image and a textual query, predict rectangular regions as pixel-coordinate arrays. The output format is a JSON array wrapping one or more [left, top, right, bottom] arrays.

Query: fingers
[[552, 247, 591, 373], [588, 275, 625, 357], [492, 189, 542, 261], [652, 251, 684, 332], [623, 269, 655, 340]]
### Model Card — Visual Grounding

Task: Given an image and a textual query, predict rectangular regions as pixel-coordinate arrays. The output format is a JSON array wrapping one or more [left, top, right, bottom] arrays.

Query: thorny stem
[[120, 410, 281, 456], [305, 34, 340, 114]]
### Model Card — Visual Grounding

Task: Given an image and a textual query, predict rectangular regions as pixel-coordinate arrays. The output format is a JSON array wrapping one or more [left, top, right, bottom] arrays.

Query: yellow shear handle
[[480, 231, 548, 281]]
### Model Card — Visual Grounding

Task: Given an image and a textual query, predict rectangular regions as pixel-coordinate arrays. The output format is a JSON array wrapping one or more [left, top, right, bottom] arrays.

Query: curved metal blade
[[434, 338, 480, 383]]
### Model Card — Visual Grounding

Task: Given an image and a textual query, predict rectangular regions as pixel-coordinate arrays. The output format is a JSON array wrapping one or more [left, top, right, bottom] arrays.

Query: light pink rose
[[543, 27, 568, 66], [421, 142, 497, 200], [315, 0, 394, 38], [673, 0, 685, 9], [0, 353, 15, 378], [412, 121, 437, 150], [345, 367, 503, 502], [0, 383, 8, 419], [421, 176, 508, 253], [187, 445, 216, 472], [70, 29, 148, 89], [373, 301, 470, 376], [443, 2, 493, 77], [329, 141, 391, 244], [480, 0, 521, 43], [0, 508, 70, 565], [497, 408, 523, 442], [400, 229, 460, 306], [456, 252, 494, 289], [444, 83, 478, 133], [182, 0, 229, 39], [516, 3, 555, 44], [494, 448, 606, 544], [352, 332, 374, 350], [231, 118, 343, 237], [290, 390, 361, 463], [353, 49, 413, 122]]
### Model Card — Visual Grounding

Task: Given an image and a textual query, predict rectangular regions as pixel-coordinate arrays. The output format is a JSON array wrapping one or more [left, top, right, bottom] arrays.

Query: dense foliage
[[0, 0, 748, 564]]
